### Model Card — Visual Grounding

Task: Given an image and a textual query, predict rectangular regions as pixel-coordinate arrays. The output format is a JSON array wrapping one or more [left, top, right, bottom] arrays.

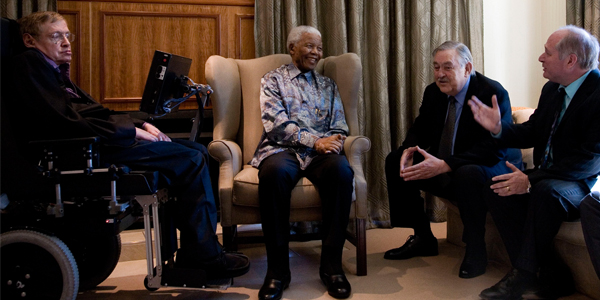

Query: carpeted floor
[[75, 223, 593, 300]]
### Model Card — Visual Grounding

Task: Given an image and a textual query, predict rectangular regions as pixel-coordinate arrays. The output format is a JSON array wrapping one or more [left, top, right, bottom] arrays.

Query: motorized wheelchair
[[1, 17, 231, 300]]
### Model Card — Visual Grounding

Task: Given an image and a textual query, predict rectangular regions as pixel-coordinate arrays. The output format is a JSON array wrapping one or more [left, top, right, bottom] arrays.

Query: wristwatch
[[527, 181, 532, 193]]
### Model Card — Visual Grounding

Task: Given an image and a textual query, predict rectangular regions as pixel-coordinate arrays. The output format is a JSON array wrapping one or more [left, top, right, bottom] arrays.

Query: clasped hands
[[399, 146, 450, 181], [135, 123, 171, 142], [314, 134, 346, 154]]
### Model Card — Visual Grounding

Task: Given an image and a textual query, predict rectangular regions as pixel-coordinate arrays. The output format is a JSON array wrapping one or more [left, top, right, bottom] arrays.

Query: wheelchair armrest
[[29, 136, 100, 148], [29, 136, 101, 172]]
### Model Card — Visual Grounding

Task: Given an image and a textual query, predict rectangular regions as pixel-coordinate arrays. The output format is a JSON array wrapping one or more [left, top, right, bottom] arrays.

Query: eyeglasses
[[47, 32, 75, 44]]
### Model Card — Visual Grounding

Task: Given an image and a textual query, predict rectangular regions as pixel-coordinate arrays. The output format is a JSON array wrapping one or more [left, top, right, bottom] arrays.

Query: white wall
[[483, 0, 566, 108]]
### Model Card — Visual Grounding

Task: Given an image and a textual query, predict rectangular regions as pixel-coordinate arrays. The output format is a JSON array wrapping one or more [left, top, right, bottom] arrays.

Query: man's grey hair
[[432, 41, 475, 75], [556, 25, 599, 70], [287, 25, 321, 50]]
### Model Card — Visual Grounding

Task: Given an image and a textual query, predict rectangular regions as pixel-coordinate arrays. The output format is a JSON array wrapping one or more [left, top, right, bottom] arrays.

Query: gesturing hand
[[314, 134, 346, 154], [490, 161, 529, 196], [400, 146, 451, 181], [468, 95, 502, 135]]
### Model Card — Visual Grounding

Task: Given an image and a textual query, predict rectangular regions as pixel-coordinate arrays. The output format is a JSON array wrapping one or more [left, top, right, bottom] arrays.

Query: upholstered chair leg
[[355, 219, 367, 276]]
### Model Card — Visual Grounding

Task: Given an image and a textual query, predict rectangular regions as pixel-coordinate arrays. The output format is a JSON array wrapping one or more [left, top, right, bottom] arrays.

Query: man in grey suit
[[469, 25, 600, 300]]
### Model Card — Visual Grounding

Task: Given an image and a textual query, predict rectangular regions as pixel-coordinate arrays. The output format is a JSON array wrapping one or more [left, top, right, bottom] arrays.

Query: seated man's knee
[[258, 156, 298, 186], [320, 155, 354, 183], [581, 191, 600, 213], [530, 179, 569, 199]]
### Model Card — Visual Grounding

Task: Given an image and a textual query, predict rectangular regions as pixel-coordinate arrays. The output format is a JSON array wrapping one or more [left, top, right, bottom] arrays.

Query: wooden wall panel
[[236, 14, 254, 59], [100, 12, 220, 104], [57, 0, 254, 111]]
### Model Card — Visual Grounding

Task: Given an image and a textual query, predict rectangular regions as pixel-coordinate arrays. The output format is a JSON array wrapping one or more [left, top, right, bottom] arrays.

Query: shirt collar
[[562, 69, 593, 99], [32, 48, 70, 73], [287, 63, 315, 80], [451, 75, 471, 106]]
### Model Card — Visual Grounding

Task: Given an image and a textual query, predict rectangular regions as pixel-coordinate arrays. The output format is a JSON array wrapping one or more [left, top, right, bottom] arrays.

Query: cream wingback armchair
[[205, 53, 371, 276]]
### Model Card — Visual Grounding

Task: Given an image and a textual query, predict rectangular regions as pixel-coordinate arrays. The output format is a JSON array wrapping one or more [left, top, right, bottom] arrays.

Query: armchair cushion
[[232, 166, 321, 208]]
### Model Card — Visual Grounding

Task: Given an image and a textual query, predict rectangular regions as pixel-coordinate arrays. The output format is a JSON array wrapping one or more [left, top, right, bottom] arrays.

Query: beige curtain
[[255, 0, 483, 228], [1, 0, 56, 19], [567, 0, 600, 37]]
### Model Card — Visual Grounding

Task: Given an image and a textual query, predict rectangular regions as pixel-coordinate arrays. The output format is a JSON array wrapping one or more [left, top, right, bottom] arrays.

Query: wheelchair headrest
[[1, 18, 26, 64]]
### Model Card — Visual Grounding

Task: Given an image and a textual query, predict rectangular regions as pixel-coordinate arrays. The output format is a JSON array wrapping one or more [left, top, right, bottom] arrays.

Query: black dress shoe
[[459, 259, 486, 279], [384, 235, 438, 260], [459, 248, 487, 278], [320, 271, 351, 299], [480, 268, 537, 300], [522, 283, 575, 300], [521, 265, 575, 299], [258, 274, 291, 300]]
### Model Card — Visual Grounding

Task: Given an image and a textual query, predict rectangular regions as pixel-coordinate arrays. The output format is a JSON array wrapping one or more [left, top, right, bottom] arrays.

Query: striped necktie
[[438, 96, 457, 159], [540, 87, 566, 169]]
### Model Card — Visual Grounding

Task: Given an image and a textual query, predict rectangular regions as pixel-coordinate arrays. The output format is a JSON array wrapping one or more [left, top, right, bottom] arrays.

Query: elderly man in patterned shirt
[[250, 25, 353, 300]]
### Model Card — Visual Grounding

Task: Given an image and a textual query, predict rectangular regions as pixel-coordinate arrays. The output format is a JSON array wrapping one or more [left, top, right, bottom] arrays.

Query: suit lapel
[[455, 74, 478, 141], [559, 69, 600, 126]]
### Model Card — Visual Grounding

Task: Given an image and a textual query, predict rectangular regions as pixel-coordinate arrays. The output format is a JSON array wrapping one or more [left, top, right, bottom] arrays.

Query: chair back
[[205, 53, 362, 165]]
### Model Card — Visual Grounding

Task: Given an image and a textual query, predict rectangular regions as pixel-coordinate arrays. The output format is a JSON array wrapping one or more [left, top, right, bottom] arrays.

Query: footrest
[[204, 277, 233, 290], [160, 268, 232, 290]]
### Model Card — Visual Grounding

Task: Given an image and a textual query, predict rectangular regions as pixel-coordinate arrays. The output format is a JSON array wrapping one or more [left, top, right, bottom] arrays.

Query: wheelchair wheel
[[1, 229, 79, 300], [65, 232, 121, 290]]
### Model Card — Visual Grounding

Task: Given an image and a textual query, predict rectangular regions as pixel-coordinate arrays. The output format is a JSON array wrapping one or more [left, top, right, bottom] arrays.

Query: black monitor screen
[[140, 50, 192, 115]]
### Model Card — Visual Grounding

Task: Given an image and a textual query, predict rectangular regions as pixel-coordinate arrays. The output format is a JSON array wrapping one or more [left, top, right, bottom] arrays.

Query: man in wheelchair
[[5, 10, 249, 286]]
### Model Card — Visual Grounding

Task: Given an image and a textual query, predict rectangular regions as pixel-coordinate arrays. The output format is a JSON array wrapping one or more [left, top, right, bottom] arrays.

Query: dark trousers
[[258, 150, 354, 278], [104, 139, 220, 261], [485, 178, 587, 273], [385, 146, 512, 248], [580, 191, 600, 279]]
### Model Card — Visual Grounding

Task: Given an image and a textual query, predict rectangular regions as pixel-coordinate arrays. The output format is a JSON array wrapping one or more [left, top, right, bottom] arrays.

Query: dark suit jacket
[[402, 71, 514, 171], [9, 48, 143, 150], [498, 69, 600, 190]]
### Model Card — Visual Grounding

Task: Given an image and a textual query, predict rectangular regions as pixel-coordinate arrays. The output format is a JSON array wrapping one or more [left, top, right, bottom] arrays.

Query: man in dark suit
[[469, 25, 600, 299], [9, 11, 250, 279], [384, 41, 521, 279]]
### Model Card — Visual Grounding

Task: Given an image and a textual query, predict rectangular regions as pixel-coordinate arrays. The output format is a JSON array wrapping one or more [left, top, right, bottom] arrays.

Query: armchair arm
[[207, 139, 243, 225], [343, 135, 371, 219]]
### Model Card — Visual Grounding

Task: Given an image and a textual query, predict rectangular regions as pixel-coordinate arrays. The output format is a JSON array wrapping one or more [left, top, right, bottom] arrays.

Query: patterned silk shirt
[[249, 63, 349, 169]]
